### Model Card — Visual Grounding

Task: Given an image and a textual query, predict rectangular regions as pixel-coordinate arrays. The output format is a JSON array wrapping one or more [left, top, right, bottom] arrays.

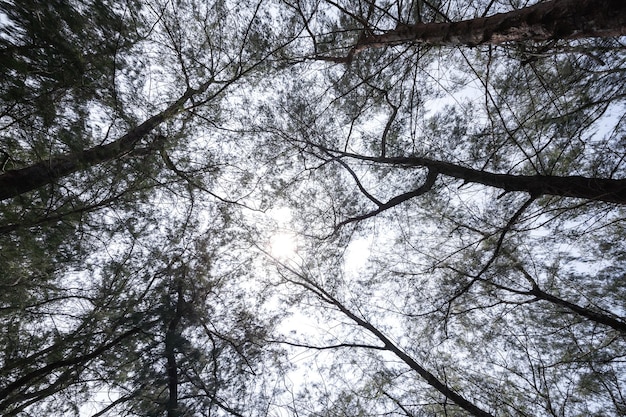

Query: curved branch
[[159, 149, 259, 210], [328, 149, 626, 204], [334, 157, 383, 206], [335, 168, 438, 230]]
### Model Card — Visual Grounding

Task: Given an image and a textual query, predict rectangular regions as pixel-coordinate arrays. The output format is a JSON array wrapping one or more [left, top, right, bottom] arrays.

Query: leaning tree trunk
[[0, 83, 210, 202], [339, 0, 626, 62], [333, 150, 626, 205], [286, 269, 496, 417]]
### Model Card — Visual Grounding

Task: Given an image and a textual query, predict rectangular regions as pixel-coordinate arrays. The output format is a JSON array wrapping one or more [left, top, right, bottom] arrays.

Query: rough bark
[[345, 0, 626, 60], [0, 84, 209, 202], [333, 151, 626, 204]]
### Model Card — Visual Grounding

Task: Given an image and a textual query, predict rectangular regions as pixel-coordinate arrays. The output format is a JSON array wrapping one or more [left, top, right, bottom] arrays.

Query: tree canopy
[[1, 0, 626, 416]]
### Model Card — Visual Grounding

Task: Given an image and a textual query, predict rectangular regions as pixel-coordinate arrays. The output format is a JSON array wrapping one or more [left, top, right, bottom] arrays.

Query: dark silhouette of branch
[[322, 148, 626, 204], [382, 390, 417, 417], [512, 263, 626, 334], [443, 195, 536, 322], [0, 83, 211, 201], [266, 339, 387, 351], [335, 168, 438, 231], [0, 327, 142, 411], [274, 263, 495, 417]]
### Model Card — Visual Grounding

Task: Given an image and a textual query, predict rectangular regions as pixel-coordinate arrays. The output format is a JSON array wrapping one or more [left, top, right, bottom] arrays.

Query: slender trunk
[[336, 151, 626, 204], [165, 281, 185, 417], [531, 286, 626, 333], [289, 273, 495, 417], [0, 84, 207, 202], [356, 0, 626, 52], [165, 329, 179, 417]]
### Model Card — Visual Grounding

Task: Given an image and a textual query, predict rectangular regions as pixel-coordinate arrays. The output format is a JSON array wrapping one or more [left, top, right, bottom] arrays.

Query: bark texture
[[355, 0, 626, 52]]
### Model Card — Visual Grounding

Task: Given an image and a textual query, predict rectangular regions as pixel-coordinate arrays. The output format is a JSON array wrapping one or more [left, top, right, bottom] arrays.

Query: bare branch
[[334, 168, 438, 231]]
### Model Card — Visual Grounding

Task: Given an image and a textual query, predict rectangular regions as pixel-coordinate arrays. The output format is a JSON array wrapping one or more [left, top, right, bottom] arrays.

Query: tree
[[273, 259, 496, 417], [2, 0, 626, 416], [326, 0, 626, 63], [254, 1, 626, 416], [0, 0, 285, 415]]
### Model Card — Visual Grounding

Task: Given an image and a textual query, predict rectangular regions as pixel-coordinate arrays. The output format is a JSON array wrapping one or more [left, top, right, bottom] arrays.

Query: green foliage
[[0, 0, 143, 143], [1, 0, 626, 416]]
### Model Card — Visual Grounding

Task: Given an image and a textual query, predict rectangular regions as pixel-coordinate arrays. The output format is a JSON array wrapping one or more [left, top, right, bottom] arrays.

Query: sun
[[270, 232, 298, 260]]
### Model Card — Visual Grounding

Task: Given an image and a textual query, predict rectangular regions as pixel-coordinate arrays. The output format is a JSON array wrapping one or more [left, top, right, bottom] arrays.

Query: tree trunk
[[530, 286, 626, 333], [287, 271, 495, 417], [354, 0, 626, 52], [335, 151, 626, 204], [164, 281, 185, 417], [0, 85, 207, 202]]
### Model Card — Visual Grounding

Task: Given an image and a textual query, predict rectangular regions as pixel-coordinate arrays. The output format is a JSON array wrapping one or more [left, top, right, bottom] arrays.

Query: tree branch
[[334, 168, 438, 231], [266, 339, 387, 351], [323, 148, 626, 204]]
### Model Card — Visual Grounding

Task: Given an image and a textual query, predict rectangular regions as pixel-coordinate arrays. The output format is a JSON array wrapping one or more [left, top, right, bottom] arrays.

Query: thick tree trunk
[[355, 0, 626, 52], [336, 151, 626, 204], [0, 85, 205, 202]]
